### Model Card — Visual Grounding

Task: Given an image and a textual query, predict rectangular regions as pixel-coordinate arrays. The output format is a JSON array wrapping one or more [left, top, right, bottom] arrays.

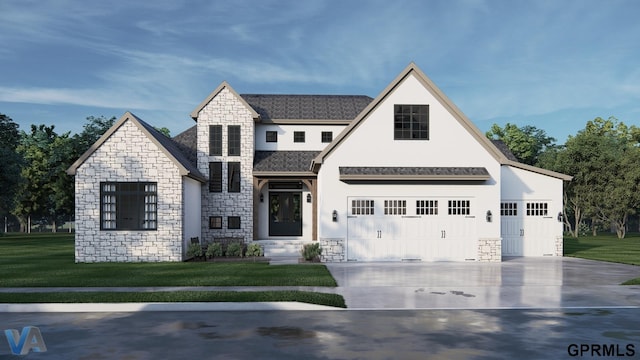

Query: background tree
[[0, 114, 22, 227], [73, 116, 116, 155], [486, 123, 556, 165]]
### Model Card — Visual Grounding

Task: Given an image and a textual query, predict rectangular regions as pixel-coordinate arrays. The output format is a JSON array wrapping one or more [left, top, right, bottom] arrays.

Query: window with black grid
[[209, 162, 222, 192], [321, 131, 333, 143], [293, 131, 305, 143], [501, 202, 518, 216], [209, 125, 222, 156], [384, 200, 406, 215], [228, 125, 241, 156], [266, 131, 277, 143], [351, 200, 374, 215], [448, 200, 470, 215], [416, 200, 438, 215], [526, 202, 548, 216], [394, 104, 429, 140]]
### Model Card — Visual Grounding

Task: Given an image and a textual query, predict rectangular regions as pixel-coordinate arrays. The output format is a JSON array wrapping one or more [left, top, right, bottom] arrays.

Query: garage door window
[[501, 202, 518, 216], [384, 200, 406, 215], [448, 200, 470, 215], [526, 202, 548, 216], [352, 200, 375, 215], [416, 200, 438, 215]]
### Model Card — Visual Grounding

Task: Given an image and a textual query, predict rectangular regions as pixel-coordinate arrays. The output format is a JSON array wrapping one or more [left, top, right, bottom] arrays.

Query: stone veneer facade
[[196, 87, 255, 243], [74, 121, 184, 262]]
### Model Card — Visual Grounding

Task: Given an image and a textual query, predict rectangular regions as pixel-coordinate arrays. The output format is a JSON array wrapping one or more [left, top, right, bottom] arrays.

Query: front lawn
[[0, 233, 343, 306], [0, 233, 336, 287], [564, 233, 640, 266]]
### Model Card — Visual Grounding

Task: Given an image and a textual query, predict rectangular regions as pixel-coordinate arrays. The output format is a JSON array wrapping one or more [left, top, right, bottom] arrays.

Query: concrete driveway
[[325, 257, 640, 309]]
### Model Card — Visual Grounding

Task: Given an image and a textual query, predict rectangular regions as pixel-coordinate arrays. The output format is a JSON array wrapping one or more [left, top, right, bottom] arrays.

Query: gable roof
[[190, 81, 260, 120], [67, 112, 206, 182], [240, 94, 373, 124], [311, 62, 572, 181]]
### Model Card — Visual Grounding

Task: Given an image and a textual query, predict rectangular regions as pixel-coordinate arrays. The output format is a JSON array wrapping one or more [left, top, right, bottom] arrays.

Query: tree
[[154, 127, 171, 138], [73, 116, 116, 155], [486, 123, 556, 165], [554, 117, 640, 238], [0, 114, 22, 223], [13, 125, 73, 232]]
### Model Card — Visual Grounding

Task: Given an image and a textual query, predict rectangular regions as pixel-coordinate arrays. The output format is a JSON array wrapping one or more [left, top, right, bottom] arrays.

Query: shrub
[[186, 243, 203, 259], [245, 243, 263, 257], [226, 242, 243, 257], [300, 243, 322, 261], [206, 243, 223, 258]]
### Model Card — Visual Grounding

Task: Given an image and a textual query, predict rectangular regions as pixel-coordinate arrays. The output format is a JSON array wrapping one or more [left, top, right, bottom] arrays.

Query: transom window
[[394, 104, 429, 140], [501, 202, 518, 216], [384, 200, 407, 215], [321, 131, 333, 143], [228, 125, 241, 156], [416, 200, 438, 215], [526, 202, 548, 216], [294, 131, 305, 143], [266, 131, 278, 143], [448, 200, 470, 215], [100, 182, 157, 230], [351, 200, 374, 215]]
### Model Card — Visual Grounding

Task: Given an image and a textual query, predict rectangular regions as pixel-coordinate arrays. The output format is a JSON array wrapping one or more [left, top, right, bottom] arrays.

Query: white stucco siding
[[183, 177, 202, 256], [255, 124, 346, 151], [500, 166, 564, 256], [316, 73, 502, 261], [74, 120, 184, 262]]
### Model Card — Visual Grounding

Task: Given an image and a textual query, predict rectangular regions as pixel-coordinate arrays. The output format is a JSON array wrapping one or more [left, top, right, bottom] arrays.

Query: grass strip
[[0, 291, 346, 308]]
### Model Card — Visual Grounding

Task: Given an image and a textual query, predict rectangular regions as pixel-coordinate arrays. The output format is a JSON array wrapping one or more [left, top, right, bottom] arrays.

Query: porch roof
[[253, 151, 319, 174]]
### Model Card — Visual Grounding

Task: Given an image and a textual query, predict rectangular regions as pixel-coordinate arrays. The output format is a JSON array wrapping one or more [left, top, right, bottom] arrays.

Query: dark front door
[[269, 192, 302, 236]]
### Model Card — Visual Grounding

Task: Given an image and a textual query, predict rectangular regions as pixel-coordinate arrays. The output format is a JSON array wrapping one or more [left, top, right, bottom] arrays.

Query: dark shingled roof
[[339, 166, 490, 179], [491, 139, 519, 162], [240, 94, 373, 121], [136, 119, 205, 182], [254, 151, 320, 173], [172, 125, 198, 166]]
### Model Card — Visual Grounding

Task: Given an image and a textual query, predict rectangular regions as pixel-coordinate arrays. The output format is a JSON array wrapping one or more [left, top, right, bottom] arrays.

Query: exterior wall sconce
[[307, 193, 312, 203], [260, 193, 264, 202], [486, 210, 492, 223], [332, 210, 338, 222], [557, 212, 563, 223]]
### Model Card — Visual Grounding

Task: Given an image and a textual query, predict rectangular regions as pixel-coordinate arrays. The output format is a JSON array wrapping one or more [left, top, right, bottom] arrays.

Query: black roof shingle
[[240, 94, 373, 121]]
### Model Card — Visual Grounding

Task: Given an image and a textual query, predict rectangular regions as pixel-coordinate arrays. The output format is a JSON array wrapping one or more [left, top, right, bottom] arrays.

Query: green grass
[[564, 233, 640, 285], [564, 233, 640, 265], [0, 233, 336, 287], [0, 291, 346, 308], [0, 233, 344, 306]]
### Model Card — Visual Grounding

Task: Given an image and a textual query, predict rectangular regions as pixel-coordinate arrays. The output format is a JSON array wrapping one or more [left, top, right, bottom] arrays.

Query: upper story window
[[394, 104, 429, 140], [209, 162, 222, 192], [100, 182, 157, 231], [228, 125, 241, 156], [228, 162, 241, 192], [266, 131, 278, 143], [209, 125, 222, 156], [321, 131, 333, 143], [293, 131, 305, 143]]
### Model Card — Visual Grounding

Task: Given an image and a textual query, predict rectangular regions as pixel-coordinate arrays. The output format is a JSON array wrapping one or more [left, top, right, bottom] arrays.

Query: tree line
[[1, 113, 638, 238], [487, 117, 640, 238]]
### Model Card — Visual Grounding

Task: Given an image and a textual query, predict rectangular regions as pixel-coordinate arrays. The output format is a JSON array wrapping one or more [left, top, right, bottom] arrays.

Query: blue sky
[[1, 0, 639, 143]]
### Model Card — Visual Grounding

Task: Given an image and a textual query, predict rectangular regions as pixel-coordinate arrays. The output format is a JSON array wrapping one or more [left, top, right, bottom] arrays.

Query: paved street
[[2, 308, 640, 359]]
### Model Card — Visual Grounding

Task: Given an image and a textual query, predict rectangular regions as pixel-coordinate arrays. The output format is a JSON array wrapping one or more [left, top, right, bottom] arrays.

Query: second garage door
[[346, 197, 477, 261]]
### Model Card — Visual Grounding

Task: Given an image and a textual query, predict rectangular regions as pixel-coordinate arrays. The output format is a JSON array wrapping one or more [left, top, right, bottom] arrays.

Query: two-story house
[[67, 63, 571, 262]]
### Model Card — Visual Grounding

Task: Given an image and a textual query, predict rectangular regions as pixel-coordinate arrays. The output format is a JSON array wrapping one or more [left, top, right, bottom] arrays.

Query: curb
[[0, 302, 344, 313]]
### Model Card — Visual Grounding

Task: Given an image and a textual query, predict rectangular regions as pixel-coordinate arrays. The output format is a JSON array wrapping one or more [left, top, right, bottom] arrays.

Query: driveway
[[325, 257, 640, 309]]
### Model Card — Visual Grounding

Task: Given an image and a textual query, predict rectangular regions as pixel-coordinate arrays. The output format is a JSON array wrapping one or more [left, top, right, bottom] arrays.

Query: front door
[[269, 192, 302, 236]]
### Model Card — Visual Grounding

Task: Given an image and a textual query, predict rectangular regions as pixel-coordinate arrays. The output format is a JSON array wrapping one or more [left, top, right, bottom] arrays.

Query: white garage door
[[501, 201, 556, 256], [347, 197, 477, 261]]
